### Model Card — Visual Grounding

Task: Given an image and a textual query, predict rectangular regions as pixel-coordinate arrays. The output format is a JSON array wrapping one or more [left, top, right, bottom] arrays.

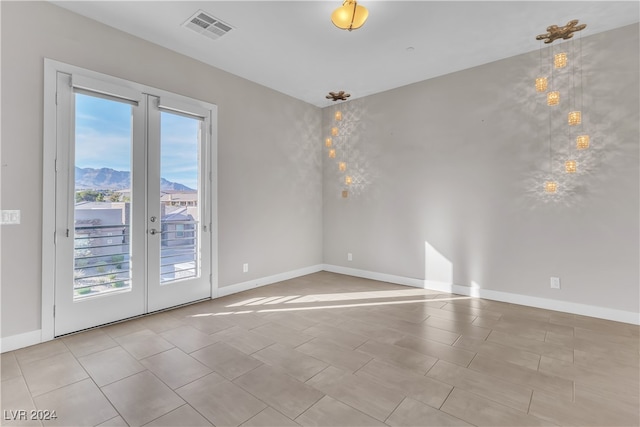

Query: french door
[[52, 69, 215, 336]]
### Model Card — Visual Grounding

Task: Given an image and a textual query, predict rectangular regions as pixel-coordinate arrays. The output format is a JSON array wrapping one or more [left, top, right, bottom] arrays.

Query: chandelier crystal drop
[[568, 111, 581, 125], [535, 77, 548, 92], [544, 181, 558, 193], [554, 52, 568, 68], [576, 135, 590, 150], [547, 91, 560, 106], [565, 160, 577, 173]]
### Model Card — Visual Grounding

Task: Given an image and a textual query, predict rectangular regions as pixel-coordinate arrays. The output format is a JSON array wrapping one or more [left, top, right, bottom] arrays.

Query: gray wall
[[0, 1, 323, 339], [1, 1, 638, 342], [323, 23, 639, 313]]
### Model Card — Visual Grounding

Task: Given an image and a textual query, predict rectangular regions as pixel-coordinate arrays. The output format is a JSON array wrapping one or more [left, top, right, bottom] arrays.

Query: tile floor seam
[[421, 356, 439, 376], [83, 373, 124, 424], [383, 395, 408, 424], [232, 372, 325, 422], [305, 385, 396, 425], [526, 388, 534, 414], [149, 403, 208, 427], [97, 377, 132, 426], [93, 367, 151, 388], [302, 364, 332, 384], [439, 385, 456, 410], [452, 385, 537, 420], [24, 352, 91, 398], [350, 356, 374, 375], [140, 350, 210, 391], [450, 333, 465, 348], [463, 351, 479, 369], [351, 338, 371, 352], [289, 392, 327, 423]]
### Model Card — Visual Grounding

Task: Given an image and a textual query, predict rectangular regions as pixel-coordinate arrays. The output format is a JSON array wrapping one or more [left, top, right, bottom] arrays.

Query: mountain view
[[75, 167, 194, 191]]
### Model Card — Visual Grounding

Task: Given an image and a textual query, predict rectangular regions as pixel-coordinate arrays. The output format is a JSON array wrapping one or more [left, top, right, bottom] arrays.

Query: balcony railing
[[160, 220, 199, 283], [73, 220, 198, 299]]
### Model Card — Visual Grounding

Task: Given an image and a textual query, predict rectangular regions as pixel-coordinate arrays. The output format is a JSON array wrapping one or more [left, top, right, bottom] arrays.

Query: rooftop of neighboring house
[[160, 191, 198, 202]]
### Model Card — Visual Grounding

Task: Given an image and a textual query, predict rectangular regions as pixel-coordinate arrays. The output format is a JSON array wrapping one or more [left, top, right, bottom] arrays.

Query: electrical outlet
[[347, 253, 353, 261], [1, 210, 20, 225], [243, 263, 249, 273], [550, 277, 561, 289]]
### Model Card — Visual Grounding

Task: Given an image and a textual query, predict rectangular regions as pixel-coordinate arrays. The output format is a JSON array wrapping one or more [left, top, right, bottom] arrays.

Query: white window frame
[[42, 59, 218, 341]]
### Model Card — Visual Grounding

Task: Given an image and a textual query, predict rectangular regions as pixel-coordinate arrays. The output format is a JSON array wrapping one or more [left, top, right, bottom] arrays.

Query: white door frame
[[42, 59, 218, 340]]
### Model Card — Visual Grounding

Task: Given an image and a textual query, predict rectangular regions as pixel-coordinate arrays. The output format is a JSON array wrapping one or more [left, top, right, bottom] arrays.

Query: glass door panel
[[159, 111, 200, 284], [73, 93, 133, 299], [54, 72, 146, 336], [146, 100, 211, 312]]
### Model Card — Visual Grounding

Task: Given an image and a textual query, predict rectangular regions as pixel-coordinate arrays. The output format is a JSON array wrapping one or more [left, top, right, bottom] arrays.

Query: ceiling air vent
[[183, 10, 233, 40]]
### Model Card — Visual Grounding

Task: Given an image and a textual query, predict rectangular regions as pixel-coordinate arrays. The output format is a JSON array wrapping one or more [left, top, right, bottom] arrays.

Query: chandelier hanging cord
[[572, 38, 576, 110], [579, 32, 585, 131], [548, 99, 553, 176]]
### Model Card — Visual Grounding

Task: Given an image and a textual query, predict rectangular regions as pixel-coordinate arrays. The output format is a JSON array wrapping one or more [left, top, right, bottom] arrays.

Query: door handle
[[149, 228, 161, 235]]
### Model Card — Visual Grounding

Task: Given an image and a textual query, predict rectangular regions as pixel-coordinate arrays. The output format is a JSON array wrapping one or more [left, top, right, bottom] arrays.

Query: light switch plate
[[1, 210, 20, 225]]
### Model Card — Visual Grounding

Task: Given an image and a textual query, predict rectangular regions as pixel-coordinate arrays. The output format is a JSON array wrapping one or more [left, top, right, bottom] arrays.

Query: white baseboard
[[4, 263, 636, 354], [217, 264, 324, 298], [322, 264, 640, 325], [0, 329, 42, 353], [1, 265, 323, 353]]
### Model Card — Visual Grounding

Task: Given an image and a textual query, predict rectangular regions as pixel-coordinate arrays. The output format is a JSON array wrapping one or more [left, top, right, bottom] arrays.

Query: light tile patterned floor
[[2, 272, 639, 426]]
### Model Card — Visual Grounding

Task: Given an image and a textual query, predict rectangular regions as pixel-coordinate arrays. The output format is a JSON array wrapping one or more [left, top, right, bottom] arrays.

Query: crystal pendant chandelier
[[534, 19, 589, 195]]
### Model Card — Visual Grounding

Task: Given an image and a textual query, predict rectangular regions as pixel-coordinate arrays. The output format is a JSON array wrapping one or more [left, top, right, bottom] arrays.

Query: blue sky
[[75, 93, 199, 190]]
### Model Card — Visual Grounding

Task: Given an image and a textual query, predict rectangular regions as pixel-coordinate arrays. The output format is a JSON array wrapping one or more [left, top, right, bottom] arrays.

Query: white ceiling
[[52, 1, 639, 107]]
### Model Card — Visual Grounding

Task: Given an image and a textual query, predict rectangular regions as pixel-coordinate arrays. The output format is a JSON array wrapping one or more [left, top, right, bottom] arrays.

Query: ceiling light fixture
[[326, 91, 351, 101], [536, 19, 587, 44], [331, 0, 368, 32]]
